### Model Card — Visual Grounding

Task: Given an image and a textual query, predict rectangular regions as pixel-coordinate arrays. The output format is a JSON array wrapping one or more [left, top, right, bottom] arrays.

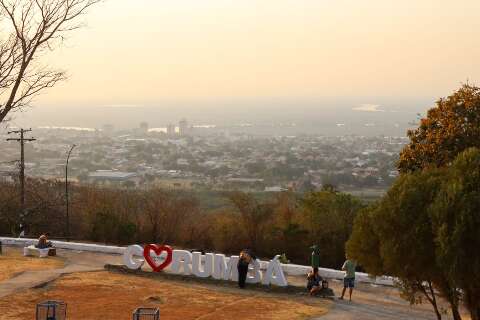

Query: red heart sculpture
[[143, 244, 173, 272]]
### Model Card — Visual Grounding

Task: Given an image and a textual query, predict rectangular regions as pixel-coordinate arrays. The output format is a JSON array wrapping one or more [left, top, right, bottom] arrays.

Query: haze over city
[[6, 0, 480, 133]]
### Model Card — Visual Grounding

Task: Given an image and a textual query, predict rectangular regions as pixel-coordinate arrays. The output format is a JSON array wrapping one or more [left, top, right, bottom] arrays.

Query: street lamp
[[65, 144, 76, 241]]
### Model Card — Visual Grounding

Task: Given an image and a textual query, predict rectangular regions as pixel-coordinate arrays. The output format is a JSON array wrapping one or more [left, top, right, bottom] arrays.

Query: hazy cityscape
[[1, 117, 408, 196]]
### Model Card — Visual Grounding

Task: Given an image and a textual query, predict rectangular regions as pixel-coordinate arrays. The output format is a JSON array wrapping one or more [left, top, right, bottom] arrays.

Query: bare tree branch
[[0, 0, 101, 123]]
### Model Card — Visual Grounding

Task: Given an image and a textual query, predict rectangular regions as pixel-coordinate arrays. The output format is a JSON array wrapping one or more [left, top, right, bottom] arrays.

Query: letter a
[[262, 255, 288, 287]]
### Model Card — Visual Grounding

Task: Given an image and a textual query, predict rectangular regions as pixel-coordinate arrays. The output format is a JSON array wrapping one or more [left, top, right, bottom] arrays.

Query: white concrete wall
[[0, 237, 126, 255], [0, 237, 394, 286]]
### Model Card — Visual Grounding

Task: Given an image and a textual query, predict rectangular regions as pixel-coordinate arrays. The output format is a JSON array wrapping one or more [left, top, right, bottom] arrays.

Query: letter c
[[123, 245, 145, 270]]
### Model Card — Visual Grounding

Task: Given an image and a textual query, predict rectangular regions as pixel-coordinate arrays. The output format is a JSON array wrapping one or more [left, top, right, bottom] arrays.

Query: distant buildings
[[103, 124, 114, 134], [139, 122, 149, 133], [167, 123, 176, 136], [0, 126, 405, 192], [87, 170, 139, 186], [179, 119, 188, 136]]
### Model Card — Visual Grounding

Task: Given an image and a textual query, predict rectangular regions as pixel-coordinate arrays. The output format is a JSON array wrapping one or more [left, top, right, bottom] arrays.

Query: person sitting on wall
[[237, 249, 254, 289], [36, 233, 53, 249], [307, 267, 323, 296]]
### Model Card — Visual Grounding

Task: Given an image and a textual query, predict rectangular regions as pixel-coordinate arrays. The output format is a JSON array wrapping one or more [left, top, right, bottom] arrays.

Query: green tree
[[347, 170, 457, 319], [346, 206, 383, 275], [228, 191, 274, 253], [347, 147, 480, 320], [430, 148, 480, 320], [398, 84, 480, 173], [302, 190, 364, 268], [268, 192, 308, 262]]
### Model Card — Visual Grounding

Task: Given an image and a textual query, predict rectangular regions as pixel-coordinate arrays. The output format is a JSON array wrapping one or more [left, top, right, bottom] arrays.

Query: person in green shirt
[[339, 254, 356, 301]]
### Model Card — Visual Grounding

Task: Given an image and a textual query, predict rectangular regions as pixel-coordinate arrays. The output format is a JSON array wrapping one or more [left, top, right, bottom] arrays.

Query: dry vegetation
[[0, 248, 64, 282], [0, 271, 328, 320], [0, 180, 364, 268]]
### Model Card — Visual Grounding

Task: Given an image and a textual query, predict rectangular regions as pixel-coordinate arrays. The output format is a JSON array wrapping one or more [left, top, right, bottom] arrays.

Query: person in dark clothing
[[237, 249, 252, 288]]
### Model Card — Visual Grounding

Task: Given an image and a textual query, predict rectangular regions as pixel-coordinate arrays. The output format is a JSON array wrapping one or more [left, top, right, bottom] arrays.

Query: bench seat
[[23, 245, 56, 258]]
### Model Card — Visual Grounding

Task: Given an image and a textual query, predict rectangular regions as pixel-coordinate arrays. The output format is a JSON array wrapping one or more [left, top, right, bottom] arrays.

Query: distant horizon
[[4, 96, 430, 137]]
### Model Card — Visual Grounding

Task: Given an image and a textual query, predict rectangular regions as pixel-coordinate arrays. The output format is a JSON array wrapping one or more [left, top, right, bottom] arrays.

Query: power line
[[6, 128, 36, 216]]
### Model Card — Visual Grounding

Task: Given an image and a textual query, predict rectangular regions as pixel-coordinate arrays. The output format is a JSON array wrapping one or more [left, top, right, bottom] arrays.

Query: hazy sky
[[37, 0, 480, 107]]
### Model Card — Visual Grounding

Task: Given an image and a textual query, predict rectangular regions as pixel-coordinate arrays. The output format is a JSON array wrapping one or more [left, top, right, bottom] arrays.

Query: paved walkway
[[0, 247, 446, 319]]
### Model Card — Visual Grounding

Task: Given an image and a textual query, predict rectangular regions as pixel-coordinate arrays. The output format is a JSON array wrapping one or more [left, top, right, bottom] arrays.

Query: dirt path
[[310, 280, 444, 320], [316, 295, 437, 320], [0, 247, 445, 319], [0, 248, 122, 298]]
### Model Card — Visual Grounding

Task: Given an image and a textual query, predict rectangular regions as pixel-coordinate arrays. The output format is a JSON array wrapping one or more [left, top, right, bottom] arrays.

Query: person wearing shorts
[[340, 255, 356, 301]]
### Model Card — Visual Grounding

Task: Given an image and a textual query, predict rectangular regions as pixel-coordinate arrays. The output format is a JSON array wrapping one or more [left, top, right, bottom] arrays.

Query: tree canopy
[[430, 148, 480, 320], [398, 84, 480, 173], [349, 148, 480, 320]]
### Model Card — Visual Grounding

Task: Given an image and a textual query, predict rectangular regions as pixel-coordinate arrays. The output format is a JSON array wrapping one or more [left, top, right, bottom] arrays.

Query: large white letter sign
[[123, 245, 145, 270], [246, 259, 262, 284], [213, 254, 228, 280], [224, 255, 239, 281], [122, 244, 289, 287], [171, 250, 192, 275], [192, 252, 214, 278], [262, 255, 288, 287]]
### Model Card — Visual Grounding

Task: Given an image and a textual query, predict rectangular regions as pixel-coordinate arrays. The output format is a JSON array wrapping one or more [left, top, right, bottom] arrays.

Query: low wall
[[0, 237, 394, 286], [0, 237, 126, 255]]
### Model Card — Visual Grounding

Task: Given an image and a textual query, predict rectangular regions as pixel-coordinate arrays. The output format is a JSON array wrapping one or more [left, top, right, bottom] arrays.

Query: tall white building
[[167, 123, 176, 136], [179, 118, 188, 136], [139, 122, 149, 133]]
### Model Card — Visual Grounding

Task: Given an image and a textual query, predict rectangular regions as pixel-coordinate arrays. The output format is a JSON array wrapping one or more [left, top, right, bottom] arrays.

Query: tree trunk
[[471, 308, 480, 320], [432, 304, 442, 320], [426, 282, 442, 320], [465, 290, 480, 320], [436, 279, 461, 320], [450, 302, 462, 320]]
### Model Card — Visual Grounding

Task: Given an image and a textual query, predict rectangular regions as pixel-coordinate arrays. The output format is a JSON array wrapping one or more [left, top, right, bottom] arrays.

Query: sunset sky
[[38, 0, 480, 106]]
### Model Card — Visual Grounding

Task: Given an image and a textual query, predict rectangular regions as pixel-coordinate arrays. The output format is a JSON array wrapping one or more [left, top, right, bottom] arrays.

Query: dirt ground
[[0, 248, 64, 282], [0, 271, 328, 320]]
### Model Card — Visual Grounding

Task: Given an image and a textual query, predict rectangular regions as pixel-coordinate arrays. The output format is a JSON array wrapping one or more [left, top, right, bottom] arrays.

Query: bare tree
[[0, 0, 101, 123]]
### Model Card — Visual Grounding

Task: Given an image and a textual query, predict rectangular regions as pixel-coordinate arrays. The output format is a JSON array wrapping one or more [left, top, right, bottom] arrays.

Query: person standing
[[340, 255, 356, 301], [237, 249, 252, 288]]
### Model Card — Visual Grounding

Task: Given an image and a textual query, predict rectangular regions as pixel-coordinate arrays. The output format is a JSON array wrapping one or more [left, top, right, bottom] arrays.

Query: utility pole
[[65, 144, 76, 241], [6, 128, 36, 216]]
